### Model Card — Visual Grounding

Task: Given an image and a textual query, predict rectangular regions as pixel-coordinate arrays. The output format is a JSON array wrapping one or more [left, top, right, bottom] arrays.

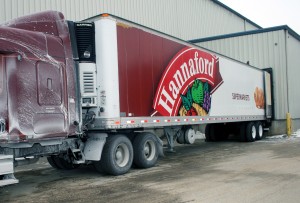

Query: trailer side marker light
[[165, 120, 171, 122], [101, 13, 110, 17], [175, 119, 180, 122], [127, 120, 135, 124], [184, 119, 188, 122], [141, 120, 148, 123], [192, 118, 196, 122], [115, 121, 120, 125], [153, 120, 160, 123]]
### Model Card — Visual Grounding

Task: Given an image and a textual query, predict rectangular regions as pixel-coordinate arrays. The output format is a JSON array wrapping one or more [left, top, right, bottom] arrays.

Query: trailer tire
[[207, 124, 228, 141], [255, 122, 264, 140], [133, 133, 158, 168], [95, 135, 133, 175], [239, 123, 246, 142], [246, 122, 256, 142]]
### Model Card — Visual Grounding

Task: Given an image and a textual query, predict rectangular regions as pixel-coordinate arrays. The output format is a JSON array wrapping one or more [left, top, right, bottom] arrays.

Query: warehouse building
[[0, 0, 260, 40], [0, 0, 299, 134], [191, 26, 300, 134]]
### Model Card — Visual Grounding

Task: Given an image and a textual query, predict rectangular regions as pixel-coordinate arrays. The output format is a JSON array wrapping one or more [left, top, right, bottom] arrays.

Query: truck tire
[[133, 133, 158, 168], [47, 156, 61, 169], [95, 134, 133, 175], [255, 122, 264, 140], [48, 155, 79, 170], [246, 122, 256, 142], [58, 157, 80, 170]]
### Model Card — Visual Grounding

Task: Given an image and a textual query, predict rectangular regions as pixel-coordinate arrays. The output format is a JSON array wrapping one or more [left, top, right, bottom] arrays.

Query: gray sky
[[218, 0, 300, 34]]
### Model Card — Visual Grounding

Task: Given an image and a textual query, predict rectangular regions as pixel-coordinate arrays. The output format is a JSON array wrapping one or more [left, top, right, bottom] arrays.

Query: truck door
[[34, 61, 67, 136], [5, 54, 68, 140]]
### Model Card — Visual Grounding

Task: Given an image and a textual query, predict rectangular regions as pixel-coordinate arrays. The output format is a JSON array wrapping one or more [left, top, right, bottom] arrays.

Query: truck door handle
[[47, 78, 53, 90]]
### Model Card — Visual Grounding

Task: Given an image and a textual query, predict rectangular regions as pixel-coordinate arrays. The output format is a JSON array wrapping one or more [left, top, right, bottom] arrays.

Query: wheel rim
[[115, 143, 130, 167], [251, 125, 256, 140], [144, 140, 156, 161], [258, 124, 263, 138]]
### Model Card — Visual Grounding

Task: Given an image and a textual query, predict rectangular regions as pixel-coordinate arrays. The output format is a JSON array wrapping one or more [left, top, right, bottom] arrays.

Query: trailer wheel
[[255, 122, 264, 140], [209, 124, 228, 141], [133, 133, 158, 168], [95, 135, 133, 175], [239, 123, 246, 142], [246, 122, 256, 142]]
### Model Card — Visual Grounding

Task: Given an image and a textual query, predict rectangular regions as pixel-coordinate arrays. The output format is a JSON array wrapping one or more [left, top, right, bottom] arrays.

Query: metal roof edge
[[189, 25, 300, 43], [211, 0, 262, 29]]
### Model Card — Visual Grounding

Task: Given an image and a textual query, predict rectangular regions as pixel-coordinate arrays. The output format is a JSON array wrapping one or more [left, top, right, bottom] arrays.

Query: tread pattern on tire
[[94, 134, 133, 176], [133, 133, 158, 169], [246, 122, 256, 142]]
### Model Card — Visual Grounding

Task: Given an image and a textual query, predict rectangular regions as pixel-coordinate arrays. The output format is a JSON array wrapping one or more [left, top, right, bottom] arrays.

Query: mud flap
[[83, 133, 107, 161], [0, 155, 19, 186]]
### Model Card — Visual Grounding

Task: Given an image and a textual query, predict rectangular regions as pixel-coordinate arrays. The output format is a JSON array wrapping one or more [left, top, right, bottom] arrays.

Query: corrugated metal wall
[[0, 0, 259, 40], [286, 34, 300, 118], [196, 30, 300, 120]]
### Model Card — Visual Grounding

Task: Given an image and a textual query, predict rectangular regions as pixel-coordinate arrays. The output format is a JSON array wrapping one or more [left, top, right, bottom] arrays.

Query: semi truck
[[0, 11, 273, 186]]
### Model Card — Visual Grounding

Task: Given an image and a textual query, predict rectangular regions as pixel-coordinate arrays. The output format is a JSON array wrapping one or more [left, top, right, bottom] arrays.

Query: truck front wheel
[[47, 155, 79, 170], [94, 135, 133, 175], [133, 133, 158, 168]]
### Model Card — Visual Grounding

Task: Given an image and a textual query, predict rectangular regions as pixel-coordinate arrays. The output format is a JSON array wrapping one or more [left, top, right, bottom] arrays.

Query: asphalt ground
[[1, 135, 300, 203]]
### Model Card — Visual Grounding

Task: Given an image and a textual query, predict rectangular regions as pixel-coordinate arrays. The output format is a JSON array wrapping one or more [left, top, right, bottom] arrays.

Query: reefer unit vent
[[79, 63, 97, 107], [75, 22, 96, 62]]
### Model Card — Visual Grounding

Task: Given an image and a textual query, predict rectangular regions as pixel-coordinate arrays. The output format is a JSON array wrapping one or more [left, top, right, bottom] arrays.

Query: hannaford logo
[[153, 47, 223, 116]]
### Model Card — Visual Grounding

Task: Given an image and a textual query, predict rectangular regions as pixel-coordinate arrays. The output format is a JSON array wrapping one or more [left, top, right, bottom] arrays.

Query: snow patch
[[265, 134, 287, 139], [264, 129, 300, 140], [291, 129, 300, 138]]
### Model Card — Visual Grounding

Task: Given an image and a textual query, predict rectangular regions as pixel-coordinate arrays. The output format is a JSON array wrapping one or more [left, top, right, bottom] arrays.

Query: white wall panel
[[0, 0, 259, 40]]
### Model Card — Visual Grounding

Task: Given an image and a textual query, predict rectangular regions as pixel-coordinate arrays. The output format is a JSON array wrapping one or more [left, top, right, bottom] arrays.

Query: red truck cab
[[0, 11, 79, 143]]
